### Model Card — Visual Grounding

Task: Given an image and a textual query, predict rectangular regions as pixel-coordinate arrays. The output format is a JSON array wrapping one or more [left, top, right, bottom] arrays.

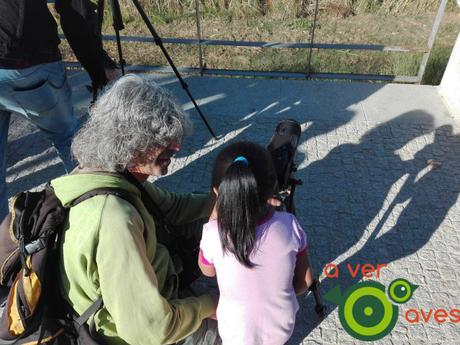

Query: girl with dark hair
[[198, 141, 314, 345]]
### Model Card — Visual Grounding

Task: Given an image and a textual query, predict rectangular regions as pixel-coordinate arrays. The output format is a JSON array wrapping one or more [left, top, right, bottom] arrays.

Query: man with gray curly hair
[[50, 74, 220, 345]]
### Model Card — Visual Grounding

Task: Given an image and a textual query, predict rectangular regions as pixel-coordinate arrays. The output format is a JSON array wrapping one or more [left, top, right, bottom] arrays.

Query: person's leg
[[178, 319, 221, 345], [0, 110, 10, 221], [0, 68, 19, 222], [10, 61, 78, 172]]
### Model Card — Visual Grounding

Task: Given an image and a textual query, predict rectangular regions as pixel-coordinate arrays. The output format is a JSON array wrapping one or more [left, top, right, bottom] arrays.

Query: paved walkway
[[5, 71, 460, 344]]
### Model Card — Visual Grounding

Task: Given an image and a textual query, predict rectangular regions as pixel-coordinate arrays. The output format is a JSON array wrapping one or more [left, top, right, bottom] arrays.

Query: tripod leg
[[129, 0, 217, 139], [109, 0, 126, 74], [285, 176, 301, 215], [285, 183, 297, 215], [114, 29, 125, 75], [310, 278, 326, 318]]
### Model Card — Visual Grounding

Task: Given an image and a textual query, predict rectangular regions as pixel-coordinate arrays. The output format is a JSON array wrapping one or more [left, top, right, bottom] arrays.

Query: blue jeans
[[0, 61, 78, 221]]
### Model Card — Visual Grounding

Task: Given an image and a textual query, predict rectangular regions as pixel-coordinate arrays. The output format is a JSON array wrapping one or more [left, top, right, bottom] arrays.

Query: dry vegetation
[[58, 0, 460, 84], [136, 0, 447, 17]]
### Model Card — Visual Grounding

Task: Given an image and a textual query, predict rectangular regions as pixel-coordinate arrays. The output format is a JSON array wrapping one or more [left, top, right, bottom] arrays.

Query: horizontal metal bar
[[63, 62, 419, 83], [58, 34, 423, 53]]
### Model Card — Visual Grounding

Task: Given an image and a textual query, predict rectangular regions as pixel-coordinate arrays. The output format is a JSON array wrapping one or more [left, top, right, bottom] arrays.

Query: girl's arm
[[293, 249, 314, 295], [198, 250, 216, 277]]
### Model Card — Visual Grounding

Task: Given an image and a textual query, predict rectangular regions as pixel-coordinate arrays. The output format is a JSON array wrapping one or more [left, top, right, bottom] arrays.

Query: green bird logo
[[324, 279, 418, 341]]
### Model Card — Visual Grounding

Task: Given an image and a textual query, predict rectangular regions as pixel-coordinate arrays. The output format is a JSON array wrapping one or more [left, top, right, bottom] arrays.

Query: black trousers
[[156, 218, 207, 289]]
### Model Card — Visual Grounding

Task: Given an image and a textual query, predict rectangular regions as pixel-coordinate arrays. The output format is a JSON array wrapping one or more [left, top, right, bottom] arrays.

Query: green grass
[[423, 45, 453, 85]]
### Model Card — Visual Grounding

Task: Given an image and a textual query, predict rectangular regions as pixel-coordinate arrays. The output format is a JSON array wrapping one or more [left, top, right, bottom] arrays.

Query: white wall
[[438, 33, 460, 119]]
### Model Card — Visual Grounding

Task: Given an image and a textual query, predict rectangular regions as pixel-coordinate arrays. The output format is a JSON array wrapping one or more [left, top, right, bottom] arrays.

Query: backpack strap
[[68, 185, 148, 241], [63, 179, 170, 329], [66, 187, 142, 327], [76, 297, 103, 326], [121, 171, 170, 231], [69, 187, 139, 209]]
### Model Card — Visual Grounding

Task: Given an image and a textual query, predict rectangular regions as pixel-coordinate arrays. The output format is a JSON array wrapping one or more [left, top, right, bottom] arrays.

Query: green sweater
[[51, 172, 215, 345]]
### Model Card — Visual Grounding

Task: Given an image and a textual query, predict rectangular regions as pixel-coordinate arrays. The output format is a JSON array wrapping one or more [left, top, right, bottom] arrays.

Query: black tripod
[[104, 0, 217, 139], [267, 120, 326, 318]]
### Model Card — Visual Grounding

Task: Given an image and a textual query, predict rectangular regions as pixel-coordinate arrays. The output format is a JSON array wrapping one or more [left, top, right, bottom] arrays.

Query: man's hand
[[105, 67, 122, 83]]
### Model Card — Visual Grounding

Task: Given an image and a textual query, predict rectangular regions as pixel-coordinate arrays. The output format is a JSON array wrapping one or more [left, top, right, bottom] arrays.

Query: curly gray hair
[[72, 74, 192, 171]]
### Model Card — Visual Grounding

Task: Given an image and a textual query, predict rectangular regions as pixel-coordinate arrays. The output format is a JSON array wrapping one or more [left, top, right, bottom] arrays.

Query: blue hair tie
[[233, 156, 249, 166]]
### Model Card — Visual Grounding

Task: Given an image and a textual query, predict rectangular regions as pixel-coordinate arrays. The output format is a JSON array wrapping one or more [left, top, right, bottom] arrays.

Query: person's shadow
[[287, 112, 460, 343], [357, 124, 460, 274], [297, 111, 435, 273]]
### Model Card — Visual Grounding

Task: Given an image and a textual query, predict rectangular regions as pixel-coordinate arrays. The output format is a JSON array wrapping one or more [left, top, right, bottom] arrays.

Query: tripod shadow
[[288, 118, 460, 343], [161, 76, 379, 129], [158, 76, 383, 184]]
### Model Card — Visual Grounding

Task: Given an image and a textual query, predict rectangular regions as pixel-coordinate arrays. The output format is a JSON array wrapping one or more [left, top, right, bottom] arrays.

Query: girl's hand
[[267, 189, 291, 207], [293, 250, 314, 295], [267, 197, 282, 207]]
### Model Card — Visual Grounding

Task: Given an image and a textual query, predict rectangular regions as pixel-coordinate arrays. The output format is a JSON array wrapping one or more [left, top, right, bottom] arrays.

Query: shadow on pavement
[[288, 116, 460, 343]]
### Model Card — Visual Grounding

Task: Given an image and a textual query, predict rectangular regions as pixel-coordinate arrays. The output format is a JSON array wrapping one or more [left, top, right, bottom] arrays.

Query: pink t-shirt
[[200, 211, 307, 345]]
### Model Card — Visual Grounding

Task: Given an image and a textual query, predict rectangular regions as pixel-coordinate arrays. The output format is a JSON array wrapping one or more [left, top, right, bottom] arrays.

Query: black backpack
[[0, 185, 137, 345]]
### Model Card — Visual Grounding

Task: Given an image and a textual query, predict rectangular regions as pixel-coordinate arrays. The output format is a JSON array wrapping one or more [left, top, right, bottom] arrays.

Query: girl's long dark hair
[[211, 142, 277, 268]]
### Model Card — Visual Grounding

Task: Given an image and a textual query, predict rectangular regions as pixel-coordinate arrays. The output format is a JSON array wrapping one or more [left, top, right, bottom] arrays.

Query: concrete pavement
[[5, 71, 460, 344]]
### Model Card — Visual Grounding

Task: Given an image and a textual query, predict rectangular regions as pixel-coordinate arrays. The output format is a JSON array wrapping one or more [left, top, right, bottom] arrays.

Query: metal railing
[[53, 0, 449, 83]]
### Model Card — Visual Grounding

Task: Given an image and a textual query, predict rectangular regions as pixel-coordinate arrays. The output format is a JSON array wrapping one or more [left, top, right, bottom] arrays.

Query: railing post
[[195, 0, 204, 75], [416, 0, 448, 83], [306, 0, 319, 78]]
